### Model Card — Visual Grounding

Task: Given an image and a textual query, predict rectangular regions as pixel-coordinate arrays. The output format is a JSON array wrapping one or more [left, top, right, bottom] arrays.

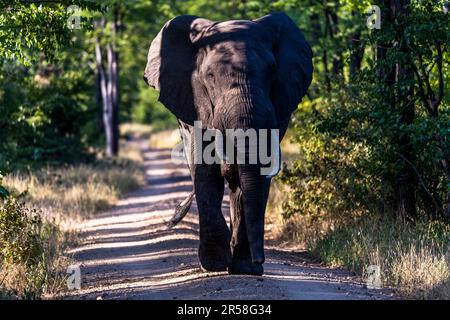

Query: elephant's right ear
[[145, 15, 213, 125]]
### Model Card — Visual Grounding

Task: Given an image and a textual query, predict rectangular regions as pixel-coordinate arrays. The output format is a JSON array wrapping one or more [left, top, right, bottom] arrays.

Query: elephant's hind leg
[[228, 187, 264, 276], [194, 164, 231, 272]]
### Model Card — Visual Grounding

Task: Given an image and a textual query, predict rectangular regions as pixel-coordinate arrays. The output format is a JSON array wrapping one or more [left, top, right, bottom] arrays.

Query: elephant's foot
[[198, 243, 231, 272], [228, 258, 264, 276]]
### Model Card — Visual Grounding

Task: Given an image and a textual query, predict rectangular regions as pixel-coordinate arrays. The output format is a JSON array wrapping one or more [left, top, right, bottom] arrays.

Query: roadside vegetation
[[4, 159, 143, 224], [268, 189, 450, 299], [312, 217, 450, 299], [0, 196, 64, 299], [266, 0, 449, 299], [0, 138, 144, 299]]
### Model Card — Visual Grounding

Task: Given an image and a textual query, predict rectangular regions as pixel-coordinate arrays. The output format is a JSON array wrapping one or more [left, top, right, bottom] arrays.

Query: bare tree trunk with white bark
[[94, 13, 120, 157]]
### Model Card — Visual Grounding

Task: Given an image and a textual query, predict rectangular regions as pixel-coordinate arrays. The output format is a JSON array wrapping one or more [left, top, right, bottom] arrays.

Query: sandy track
[[65, 144, 393, 300]]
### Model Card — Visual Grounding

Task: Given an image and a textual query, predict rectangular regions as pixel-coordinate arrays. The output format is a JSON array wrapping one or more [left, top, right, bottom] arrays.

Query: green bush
[[280, 0, 449, 222], [0, 50, 99, 172]]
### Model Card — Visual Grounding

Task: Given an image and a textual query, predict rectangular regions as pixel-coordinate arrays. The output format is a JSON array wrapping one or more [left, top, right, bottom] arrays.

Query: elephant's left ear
[[255, 12, 313, 123]]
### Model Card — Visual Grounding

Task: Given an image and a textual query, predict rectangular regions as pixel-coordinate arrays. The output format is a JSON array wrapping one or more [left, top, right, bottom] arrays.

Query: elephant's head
[[143, 12, 313, 134]]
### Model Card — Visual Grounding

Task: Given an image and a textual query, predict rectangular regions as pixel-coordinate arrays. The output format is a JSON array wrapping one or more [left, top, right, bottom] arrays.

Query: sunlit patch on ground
[[65, 147, 394, 300]]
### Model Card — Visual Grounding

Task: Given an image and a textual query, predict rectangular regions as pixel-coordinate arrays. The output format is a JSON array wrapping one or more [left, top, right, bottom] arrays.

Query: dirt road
[[66, 145, 393, 300]]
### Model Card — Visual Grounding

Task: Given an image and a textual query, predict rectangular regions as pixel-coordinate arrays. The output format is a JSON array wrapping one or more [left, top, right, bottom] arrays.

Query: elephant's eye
[[206, 72, 214, 81]]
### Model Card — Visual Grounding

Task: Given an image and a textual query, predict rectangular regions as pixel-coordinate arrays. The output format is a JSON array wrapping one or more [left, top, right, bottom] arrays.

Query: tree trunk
[[105, 42, 119, 156], [349, 27, 364, 79], [377, 36, 394, 217], [94, 11, 120, 157], [391, 0, 417, 220], [440, 157, 450, 219], [322, 7, 331, 91], [377, 0, 417, 220], [95, 17, 113, 156], [322, 2, 343, 77], [328, 11, 342, 76]]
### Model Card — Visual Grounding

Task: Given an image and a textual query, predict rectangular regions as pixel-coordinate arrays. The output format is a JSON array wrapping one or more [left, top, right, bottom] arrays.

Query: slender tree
[[391, 0, 417, 220], [94, 7, 121, 157]]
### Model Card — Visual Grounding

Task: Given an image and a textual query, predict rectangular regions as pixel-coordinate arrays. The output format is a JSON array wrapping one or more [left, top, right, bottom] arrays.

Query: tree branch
[[411, 62, 434, 115]]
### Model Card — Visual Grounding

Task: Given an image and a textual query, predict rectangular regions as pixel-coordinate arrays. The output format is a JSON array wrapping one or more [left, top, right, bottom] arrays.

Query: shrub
[[0, 198, 64, 299]]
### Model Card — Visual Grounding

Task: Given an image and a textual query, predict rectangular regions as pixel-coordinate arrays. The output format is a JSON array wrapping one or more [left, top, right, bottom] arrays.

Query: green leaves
[[0, 0, 100, 65], [281, 0, 449, 221], [0, 188, 8, 200]]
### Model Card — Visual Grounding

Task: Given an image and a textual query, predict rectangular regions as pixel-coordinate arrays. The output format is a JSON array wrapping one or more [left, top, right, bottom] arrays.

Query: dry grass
[[268, 176, 450, 299], [120, 123, 153, 139], [0, 198, 70, 299], [4, 157, 143, 227], [300, 216, 450, 299], [119, 139, 144, 163], [390, 244, 450, 298], [267, 128, 450, 299], [0, 248, 69, 299], [1, 139, 145, 299], [268, 181, 450, 299], [148, 129, 181, 149]]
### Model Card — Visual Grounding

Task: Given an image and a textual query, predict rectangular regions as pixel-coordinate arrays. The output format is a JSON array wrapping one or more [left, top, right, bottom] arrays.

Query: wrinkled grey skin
[[144, 12, 313, 275]]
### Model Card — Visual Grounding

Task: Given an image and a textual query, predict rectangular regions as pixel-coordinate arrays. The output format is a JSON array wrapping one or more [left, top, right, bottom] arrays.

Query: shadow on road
[[66, 146, 392, 300]]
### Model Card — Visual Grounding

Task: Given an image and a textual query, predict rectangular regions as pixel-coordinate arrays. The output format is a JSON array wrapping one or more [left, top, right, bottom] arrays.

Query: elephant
[[143, 12, 313, 276]]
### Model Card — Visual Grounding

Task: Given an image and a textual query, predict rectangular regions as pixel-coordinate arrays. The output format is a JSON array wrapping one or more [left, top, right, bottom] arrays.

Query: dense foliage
[[279, 0, 449, 222], [0, 0, 174, 170], [0, 1, 100, 170]]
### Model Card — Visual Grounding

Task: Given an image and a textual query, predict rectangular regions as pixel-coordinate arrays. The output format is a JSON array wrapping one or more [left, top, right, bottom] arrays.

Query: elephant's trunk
[[237, 163, 271, 264]]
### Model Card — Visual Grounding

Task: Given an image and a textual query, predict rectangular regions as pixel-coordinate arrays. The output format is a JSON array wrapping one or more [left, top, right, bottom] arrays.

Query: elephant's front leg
[[194, 163, 231, 271]]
